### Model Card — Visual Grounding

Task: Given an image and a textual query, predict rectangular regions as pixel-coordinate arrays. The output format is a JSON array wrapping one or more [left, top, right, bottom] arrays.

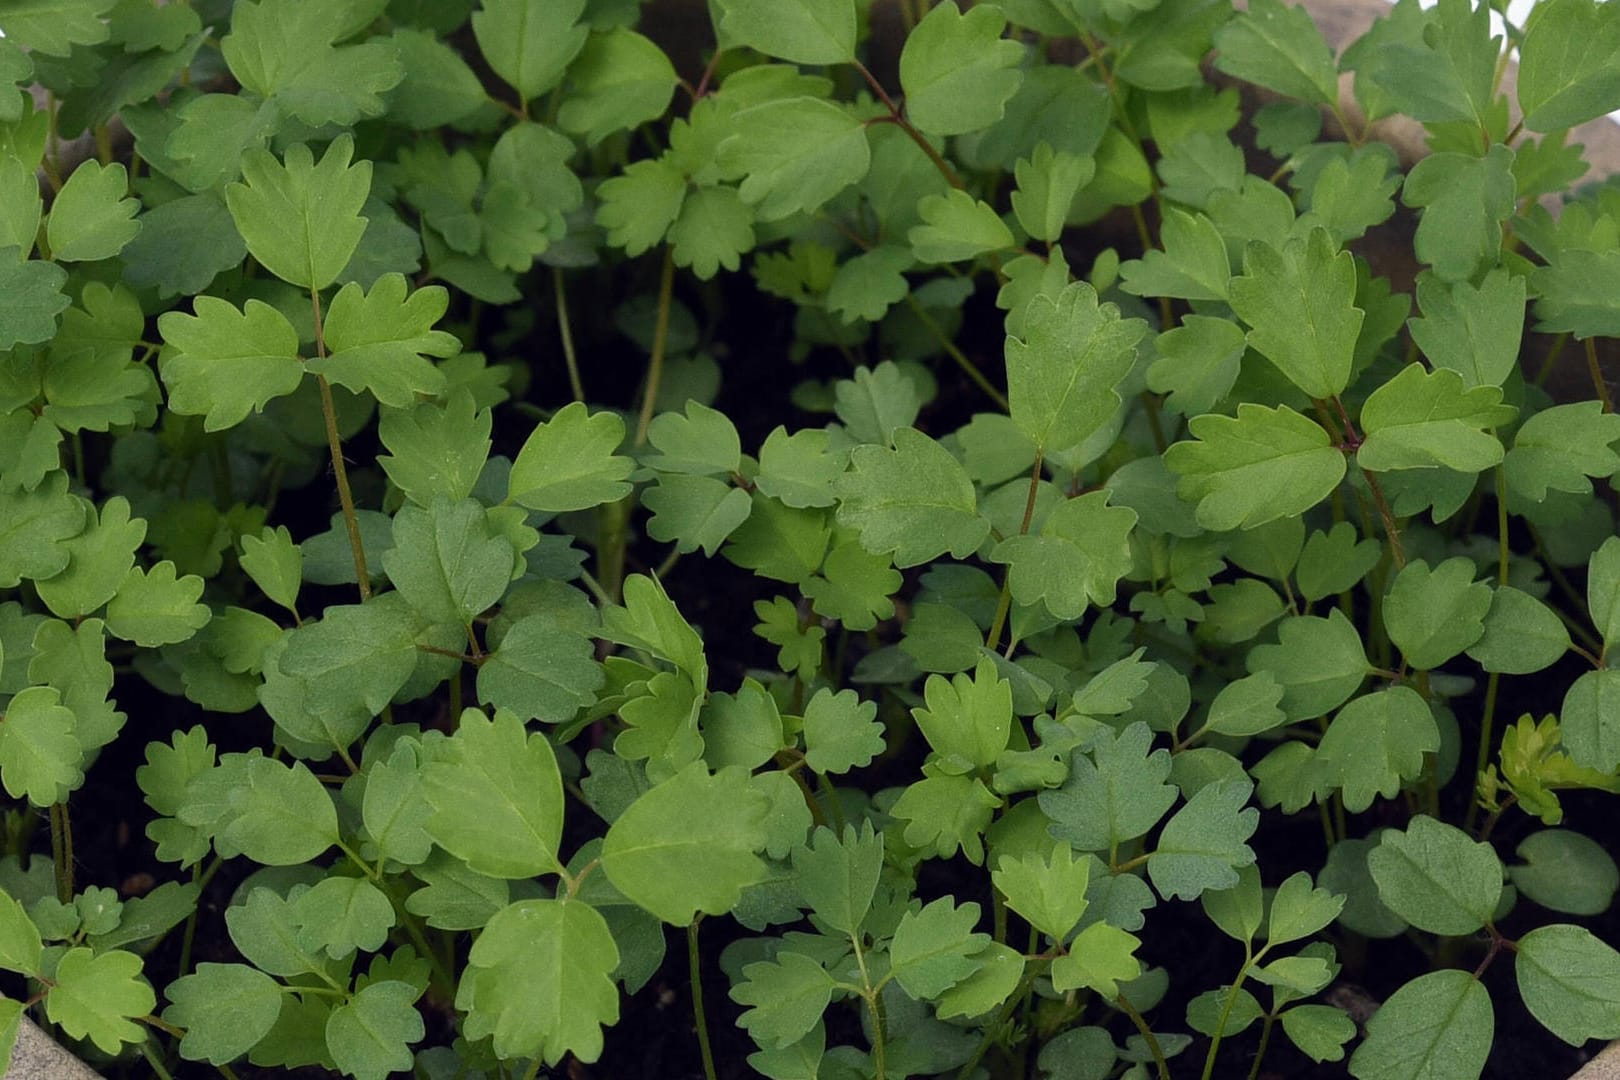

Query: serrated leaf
[[1212, 0, 1338, 105], [1505, 402, 1620, 503], [1317, 687, 1439, 812], [993, 845, 1091, 941], [33, 495, 145, 619], [1356, 365, 1514, 474], [478, 615, 602, 724], [792, 823, 882, 936], [276, 592, 418, 718], [1228, 227, 1362, 398], [601, 762, 768, 925], [1247, 610, 1370, 721], [889, 897, 989, 999], [459, 898, 619, 1063], [1383, 557, 1491, 670], [1367, 816, 1501, 936], [1119, 208, 1231, 302], [1048, 922, 1142, 999], [164, 963, 281, 1065], [1147, 778, 1258, 900], [508, 402, 634, 512], [0, 0, 116, 56], [44, 947, 154, 1054], [1146, 315, 1246, 418], [800, 687, 883, 774], [731, 951, 836, 1049], [0, 884, 41, 976], [421, 709, 564, 878], [1403, 146, 1517, 284], [1164, 404, 1346, 532], [383, 497, 514, 626], [911, 657, 1012, 773], [1005, 281, 1148, 455], [833, 427, 988, 568], [1517, 0, 1620, 131], [1360, 0, 1498, 126], [312, 274, 457, 407], [718, 0, 856, 65], [1348, 969, 1492, 1080], [719, 97, 871, 221], [899, 2, 1024, 136], [105, 562, 210, 647], [222, 0, 403, 128], [326, 979, 423, 1080], [157, 296, 304, 432], [1408, 269, 1525, 390], [990, 490, 1136, 620], [1040, 723, 1176, 852], [220, 756, 341, 865], [46, 160, 140, 262], [0, 253, 70, 350], [668, 186, 754, 279], [224, 134, 371, 290], [936, 942, 1025, 1020]]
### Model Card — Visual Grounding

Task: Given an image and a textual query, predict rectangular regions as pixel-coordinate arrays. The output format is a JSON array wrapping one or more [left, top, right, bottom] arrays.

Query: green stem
[[553, 266, 585, 403], [1588, 337, 1613, 412], [851, 59, 964, 191], [311, 288, 370, 600], [634, 248, 676, 447], [137, 1039, 175, 1080], [902, 295, 1009, 409], [986, 450, 1045, 652], [49, 802, 72, 903], [867, 990, 888, 1080], [1246, 1014, 1278, 1080], [1115, 993, 1170, 1080], [689, 920, 719, 1080], [1200, 952, 1253, 1080]]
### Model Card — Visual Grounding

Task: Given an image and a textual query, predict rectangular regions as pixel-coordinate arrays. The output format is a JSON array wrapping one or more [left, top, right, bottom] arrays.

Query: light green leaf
[[478, 615, 602, 724], [312, 274, 457, 407], [105, 562, 210, 647], [1048, 922, 1142, 999], [1408, 269, 1526, 390], [889, 897, 989, 999], [833, 427, 989, 568], [899, 2, 1024, 136], [1466, 586, 1569, 675], [718, 0, 856, 65], [668, 186, 755, 279], [1317, 687, 1439, 812], [1402, 146, 1517, 283], [224, 135, 372, 291], [800, 687, 883, 774], [1246, 610, 1370, 721], [993, 845, 1091, 941], [508, 402, 634, 512], [1348, 969, 1492, 1080], [1040, 723, 1176, 852], [991, 490, 1136, 620], [1164, 404, 1346, 531], [46, 161, 139, 262], [1212, 0, 1338, 105], [1517, 0, 1620, 131], [157, 296, 304, 432], [827, 245, 914, 323], [1280, 1004, 1356, 1063], [459, 898, 619, 1064], [792, 823, 882, 936], [326, 980, 423, 1080], [601, 762, 768, 925], [276, 592, 418, 719], [34, 496, 145, 619], [471, 0, 587, 101], [1146, 315, 1246, 418], [0, 0, 116, 56], [44, 947, 154, 1054], [1227, 227, 1362, 398], [164, 963, 281, 1065], [912, 657, 1012, 773], [1356, 365, 1514, 474], [421, 709, 564, 879], [721, 97, 870, 221], [383, 497, 514, 627], [909, 188, 1016, 263], [1505, 402, 1620, 503], [0, 253, 70, 350], [555, 29, 679, 147], [1005, 281, 1148, 455], [219, 756, 341, 865], [0, 889, 40, 976], [731, 952, 836, 1049], [1383, 557, 1491, 670], [1119, 209, 1231, 302]]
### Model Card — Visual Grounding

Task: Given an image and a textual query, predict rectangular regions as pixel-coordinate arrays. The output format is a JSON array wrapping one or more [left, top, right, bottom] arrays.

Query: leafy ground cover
[[3, 0, 1620, 1078]]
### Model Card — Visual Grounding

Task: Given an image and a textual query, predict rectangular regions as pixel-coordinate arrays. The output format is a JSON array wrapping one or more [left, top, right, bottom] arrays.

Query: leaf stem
[[1115, 993, 1170, 1080], [1587, 337, 1613, 412], [311, 288, 370, 599], [1245, 1014, 1278, 1080], [49, 801, 72, 903], [688, 920, 719, 1080], [986, 450, 1044, 651], [553, 267, 585, 403], [851, 59, 964, 191], [902, 295, 1010, 409], [634, 248, 677, 448]]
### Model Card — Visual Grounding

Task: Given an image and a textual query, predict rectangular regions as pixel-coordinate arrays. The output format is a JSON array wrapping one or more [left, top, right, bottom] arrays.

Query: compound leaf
[[224, 135, 371, 290]]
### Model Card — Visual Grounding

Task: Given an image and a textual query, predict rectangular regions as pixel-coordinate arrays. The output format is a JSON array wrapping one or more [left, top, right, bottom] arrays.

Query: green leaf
[[292, 877, 395, 961], [312, 274, 457, 408], [326, 980, 423, 1080], [595, 157, 685, 257], [1048, 922, 1142, 999], [1361, 0, 1498, 125], [1246, 610, 1370, 721], [1212, 0, 1337, 105], [1530, 249, 1620, 339], [1466, 587, 1570, 675], [1040, 723, 1176, 852], [800, 687, 883, 774], [1408, 270, 1525, 390], [1356, 364, 1514, 474], [991, 491, 1136, 621], [1228, 227, 1362, 398], [756, 427, 848, 508], [1317, 687, 1439, 812], [0, 0, 115, 56], [34, 495, 145, 619], [1301, 150, 1400, 244], [0, 887, 41, 976], [44, 947, 154, 1054], [222, 0, 403, 127], [1506, 402, 1620, 503], [0, 253, 70, 350], [1367, 816, 1501, 936], [1011, 145, 1092, 244], [602, 762, 768, 925], [386, 28, 488, 129], [1202, 672, 1287, 738], [936, 942, 1026, 1020], [421, 709, 564, 879], [46, 161, 139, 262], [911, 657, 1012, 773], [1402, 146, 1517, 283], [899, 2, 1024, 136], [362, 741, 433, 867], [890, 773, 999, 863], [0, 473, 85, 588], [157, 296, 304, 432], [1187, 987, 1263, 1038], [1561, 668, 1620, 773], [835, 361, 922, 447], [668, 186, 755, 279], [718, 0, 856, 65], [993, 845, 1091, 941], [224, 135, 371, 290], [471, 0, 587, 101], [1146, 315, 1246, 418], [792, 823, 882, 936], [1517, 0, 1620, 131], [1147, 778, 1258, 900], [478, 615, 602, 724], [645, 476, 753, 556], [1383, 557, 1491, 670], [0, 156, 39, 254], [827, 245, 913, 323], [277, 592, 418, 718], [459, 898, 619, 1063], [1119, 209, 1231, 302], [720, 97, 870, 221], [1279, 1004, 1356, 1063], [731, 951, 836, 1050], [383, 497, 514, 627], [378, 392, 491, 509], [646, 400, 741, 476], [1591, 537, 1620, 651], [1509, 829, 1620, 916], [833, 427, 988, 568], [1515, 924, 1620, 1046], [105, 562, 210, 647], [555, 29, 679, 147], [889, 896, 989, 999], [1296, 524, 1381, 603], [1005, 281, 1148, 455], [508, 402, 634, 512], [164, 963, 281, 1065], [1164, 404, 1346, 532], [220, 756, 341, 865], [1348, 969, 1492, 1080], [600, 573, 708, 687], [908, 189, 1016, 263]]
